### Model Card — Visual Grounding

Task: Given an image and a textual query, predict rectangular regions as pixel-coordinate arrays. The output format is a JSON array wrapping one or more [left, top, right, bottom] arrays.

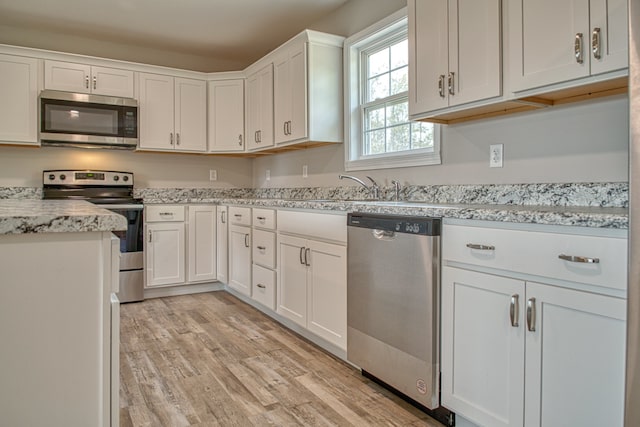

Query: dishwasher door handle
[[372, 229, 396, 240]]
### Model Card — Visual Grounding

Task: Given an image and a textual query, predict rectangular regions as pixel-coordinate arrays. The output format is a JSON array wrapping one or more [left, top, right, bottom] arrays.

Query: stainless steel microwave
[[40, 90, 138, 150]]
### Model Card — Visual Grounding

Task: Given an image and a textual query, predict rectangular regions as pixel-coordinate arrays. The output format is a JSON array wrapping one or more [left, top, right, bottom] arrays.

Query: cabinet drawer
[[253, 208, 276, 230], [253, 229, 276, 269], [252, 264, 276, 310], [229, 206, 251, 226], [145, 205, 185, 222], [442, 224, 627, 291]]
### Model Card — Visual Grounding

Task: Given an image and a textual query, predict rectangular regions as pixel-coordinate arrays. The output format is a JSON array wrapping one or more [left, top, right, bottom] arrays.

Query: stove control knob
[[113, 175, 120, 181], [48, 174, 55, 181], [60, 174, 66, 181], [123, 176, 129, 182]]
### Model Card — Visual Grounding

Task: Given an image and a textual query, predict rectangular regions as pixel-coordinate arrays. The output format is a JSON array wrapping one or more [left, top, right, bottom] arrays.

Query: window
[[344, 8, 441, 171]]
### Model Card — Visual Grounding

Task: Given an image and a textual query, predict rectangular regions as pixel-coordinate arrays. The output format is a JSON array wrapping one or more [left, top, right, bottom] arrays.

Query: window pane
[[365, 129, 386, 155], [386, 102, 408, 126], [368, 48, 389, 77], [390, 39, 408, 69], [368, 74, 389, 101], [365, 106, 385, 130], [390, 67, 408, 95], [387, 124, 410, 152], [411, 122, 435, 150]]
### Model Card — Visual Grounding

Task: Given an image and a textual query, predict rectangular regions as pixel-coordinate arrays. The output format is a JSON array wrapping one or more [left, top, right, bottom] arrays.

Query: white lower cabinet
[[228, 224, 252, 296], [278, 233, 347, 349], [216, 206, 229, 283], [187, 205, 217, 283], [441, 222, 627, 427], [145, 221, 185, 287]]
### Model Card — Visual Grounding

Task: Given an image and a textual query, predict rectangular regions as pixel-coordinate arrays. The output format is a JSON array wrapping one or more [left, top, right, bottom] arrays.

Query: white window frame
[[343, 7, 441, 172]]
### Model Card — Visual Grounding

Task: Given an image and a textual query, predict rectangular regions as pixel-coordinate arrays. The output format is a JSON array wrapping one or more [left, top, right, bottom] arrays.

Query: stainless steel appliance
[[347, 213, 452, 425], [627, 1, 640, 425], [43, 170, 144, 302], [39, 90, 138, 149]]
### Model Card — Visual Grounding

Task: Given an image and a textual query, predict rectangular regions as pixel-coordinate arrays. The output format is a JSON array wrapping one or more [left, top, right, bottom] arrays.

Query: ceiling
[[0, 0, 350, 71]]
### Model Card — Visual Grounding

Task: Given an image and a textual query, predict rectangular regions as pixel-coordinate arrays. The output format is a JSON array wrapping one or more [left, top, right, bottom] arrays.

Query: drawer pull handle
[[257, 283, 266, 289], [159, 212, 173, 217], [257, 216, 266, 220], [466, 243, 495, 251], [244, 234, 250, 248], [221, 211, 226, 223], [510, 294, 519, 327], [558, 254, 600, 264], [527, 298, 536, 332], [257, 246, 266, 250], [234, 214, 242, 217]]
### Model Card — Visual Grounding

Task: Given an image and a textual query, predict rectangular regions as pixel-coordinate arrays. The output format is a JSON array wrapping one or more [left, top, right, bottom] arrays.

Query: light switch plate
[[490, 144, 503, 168], [266, 169, 271, 181], [302, 165, 308, 178], [209, 169, 217, 181]]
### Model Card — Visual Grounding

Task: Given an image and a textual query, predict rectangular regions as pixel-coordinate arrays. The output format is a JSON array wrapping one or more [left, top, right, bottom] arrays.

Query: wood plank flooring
[[119, 291, 444, 426]]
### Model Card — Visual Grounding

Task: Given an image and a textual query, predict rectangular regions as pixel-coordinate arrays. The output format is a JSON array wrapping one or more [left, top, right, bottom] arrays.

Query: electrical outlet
[[266, 169, 271, 181], [490, 144, 503, 168], [209, 169, 217, 181], [302, 165, 308, 178]]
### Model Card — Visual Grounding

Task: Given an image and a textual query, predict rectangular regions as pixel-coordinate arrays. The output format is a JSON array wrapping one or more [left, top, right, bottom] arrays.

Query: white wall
[[0, 146, 252, 188]]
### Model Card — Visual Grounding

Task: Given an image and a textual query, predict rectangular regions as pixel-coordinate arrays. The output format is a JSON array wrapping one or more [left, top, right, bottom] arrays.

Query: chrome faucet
[[339, 174, 380, 199], [391, 180, 402, 201]]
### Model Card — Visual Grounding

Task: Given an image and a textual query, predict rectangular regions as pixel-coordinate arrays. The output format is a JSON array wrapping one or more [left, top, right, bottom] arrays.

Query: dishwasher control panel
[[347, 213, 441, 236]]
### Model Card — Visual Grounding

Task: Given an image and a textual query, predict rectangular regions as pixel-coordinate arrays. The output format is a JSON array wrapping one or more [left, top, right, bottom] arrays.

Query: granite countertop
[[0, 200, 128, 235], [144, 197, 629, 229]]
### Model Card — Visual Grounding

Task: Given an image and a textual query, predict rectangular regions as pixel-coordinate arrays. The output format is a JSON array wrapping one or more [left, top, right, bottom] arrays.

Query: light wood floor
[[119, 291, 444, 426]]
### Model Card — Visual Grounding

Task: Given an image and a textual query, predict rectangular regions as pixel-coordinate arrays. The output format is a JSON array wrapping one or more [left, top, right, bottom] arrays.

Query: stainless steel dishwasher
[[347, 212, 451, 423]]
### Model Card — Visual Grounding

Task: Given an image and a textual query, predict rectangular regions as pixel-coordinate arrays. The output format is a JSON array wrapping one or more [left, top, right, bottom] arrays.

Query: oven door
[[97, 203, 144, 302]]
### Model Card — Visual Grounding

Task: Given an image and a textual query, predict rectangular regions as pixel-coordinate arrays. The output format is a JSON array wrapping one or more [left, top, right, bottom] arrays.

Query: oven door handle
[[94, 204, 144, 210]]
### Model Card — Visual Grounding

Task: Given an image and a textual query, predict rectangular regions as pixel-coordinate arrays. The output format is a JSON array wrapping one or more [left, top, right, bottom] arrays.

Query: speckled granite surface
[[0, 200, 127, 235]]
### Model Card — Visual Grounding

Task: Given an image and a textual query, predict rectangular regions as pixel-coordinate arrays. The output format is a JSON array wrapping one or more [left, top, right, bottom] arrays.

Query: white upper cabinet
[[208, 79, 245, 152], [44, 60, 134, 98], [409, 0, 501, 117], [246, 64, 274, 151], [0, 54, 38, 145], [138, 73, 207, 152], [509, 0, 628, 92], [271, 30, 344, 148]]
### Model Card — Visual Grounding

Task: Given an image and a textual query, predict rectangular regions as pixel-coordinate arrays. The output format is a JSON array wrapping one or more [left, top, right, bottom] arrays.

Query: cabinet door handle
[[170, 132, 174, 145], [93, 76, 97, 90], [148, 230, 152, 243], [527, 298, 536, 332], [257, 283, 266, 289], [257, 245, 266, 251], [305, 248, 311, 266], [85, 75, 90, 89], [259, 130, 262, 143], [238, 134, 243, 146], [176, 133, 180, 146], [283, 121, 288, 136], [575, 33, 584, 64], [244, 234, 250, 248], [299, 246, 305, 265], [438, 74, 446, 98], [447, 72, 455, 95], [592, 27, 601, 60], [221, 211, 226, 223], [510, 294, 519, 327], [287, 121, 292, 135], [254, 131, 258, 143], [558, 254, 600, 264], [466, 243, 495, 251]]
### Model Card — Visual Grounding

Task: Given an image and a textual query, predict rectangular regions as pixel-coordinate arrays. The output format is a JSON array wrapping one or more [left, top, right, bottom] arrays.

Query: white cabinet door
[[274, 42, 307, 144], [174, 77, 207, 152], [146, 222, 185, 287], [208, 79, 245, 152], [216, 206, 229, 283], [0, 54, 38, 144], [187, 205, 217, 283], [524, 282, 626, 427], [441, 266, 525, 427], [228, 224, 252, 296], [90, 65, 134, 98], [277, 234, 308, 327], [409, 0, 500, 115], [246, 64, 274, 151], [44, 61, 133, 97], [44, 60, 91, 93], [138, 72, 175, 150], [589, 0, 628, 75], [307, 240, 346, 349]]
